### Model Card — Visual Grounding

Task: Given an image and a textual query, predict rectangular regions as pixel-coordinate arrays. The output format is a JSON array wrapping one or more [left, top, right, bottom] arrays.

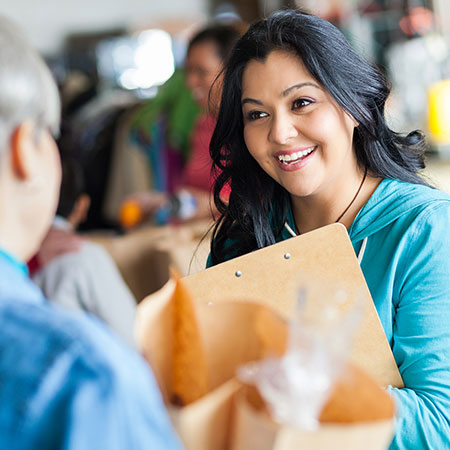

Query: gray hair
[[0, 17, 60, 155]]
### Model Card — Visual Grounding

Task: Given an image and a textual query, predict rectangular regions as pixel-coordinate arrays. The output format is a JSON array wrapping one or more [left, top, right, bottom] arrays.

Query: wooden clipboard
[[183, 223, 403, 388]]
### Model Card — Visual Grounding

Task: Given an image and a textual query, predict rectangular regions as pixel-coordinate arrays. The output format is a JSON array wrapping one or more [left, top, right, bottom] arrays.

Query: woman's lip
[[274, 146, 316, 171], [274, 146, 316, 157]]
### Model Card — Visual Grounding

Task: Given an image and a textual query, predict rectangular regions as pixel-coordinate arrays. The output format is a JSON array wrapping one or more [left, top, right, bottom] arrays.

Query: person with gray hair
[[0, 18, 60, 154], [0, 17, 182, 450]]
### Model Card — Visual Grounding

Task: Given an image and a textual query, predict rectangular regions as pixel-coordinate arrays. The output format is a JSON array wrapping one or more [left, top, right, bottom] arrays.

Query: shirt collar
[[0, 247, 29, 277]]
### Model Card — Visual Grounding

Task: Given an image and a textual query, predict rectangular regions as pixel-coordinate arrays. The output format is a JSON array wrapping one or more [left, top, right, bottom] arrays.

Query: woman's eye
[[292, 98, 313, 110], [246, 110, 268, 121]]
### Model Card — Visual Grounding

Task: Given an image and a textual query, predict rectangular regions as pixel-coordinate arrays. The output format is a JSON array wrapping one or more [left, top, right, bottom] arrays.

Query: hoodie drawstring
[[284, 222, 297, 238], [283, 222, 368, 265], [357, 237, 367, 264]]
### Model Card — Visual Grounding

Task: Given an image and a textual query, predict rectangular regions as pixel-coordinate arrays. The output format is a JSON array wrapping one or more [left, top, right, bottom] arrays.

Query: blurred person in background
[[32, 157, 137, 347], [125, 22, 244, 225], [0, 16, 182, 450]]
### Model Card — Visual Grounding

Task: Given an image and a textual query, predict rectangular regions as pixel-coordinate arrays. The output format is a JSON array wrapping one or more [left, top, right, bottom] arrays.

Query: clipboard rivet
[[284, 253, 291, 260], [235, 270, 242, 277]]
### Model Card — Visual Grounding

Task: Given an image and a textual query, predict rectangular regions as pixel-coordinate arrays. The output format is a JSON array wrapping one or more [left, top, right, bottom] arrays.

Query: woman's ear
[[10, 121, 35, 180], [349, 113, 359, 127]]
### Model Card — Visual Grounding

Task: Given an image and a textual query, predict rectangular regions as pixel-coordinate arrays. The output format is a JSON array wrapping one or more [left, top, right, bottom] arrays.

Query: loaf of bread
[[319, 364, 395, 423], [171, 275, 209, 406]]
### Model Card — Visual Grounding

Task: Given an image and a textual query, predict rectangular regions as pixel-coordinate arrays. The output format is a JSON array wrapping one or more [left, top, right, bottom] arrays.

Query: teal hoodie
[[283, 178, 450, 449], [209, 178, 450, 449]]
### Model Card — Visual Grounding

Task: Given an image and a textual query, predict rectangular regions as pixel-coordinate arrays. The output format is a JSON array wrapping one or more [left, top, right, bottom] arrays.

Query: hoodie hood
[[282, 178, 450, 244], [349, 178, 450, 242]]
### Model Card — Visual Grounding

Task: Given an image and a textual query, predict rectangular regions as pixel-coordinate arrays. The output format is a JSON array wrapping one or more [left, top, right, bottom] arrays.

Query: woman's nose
[[268, 113, 298, 145], [185, 72, 199, 91]]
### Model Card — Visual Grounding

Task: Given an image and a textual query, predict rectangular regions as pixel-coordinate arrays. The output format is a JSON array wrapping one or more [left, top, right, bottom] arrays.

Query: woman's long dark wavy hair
[[209, 9, 427, 265]]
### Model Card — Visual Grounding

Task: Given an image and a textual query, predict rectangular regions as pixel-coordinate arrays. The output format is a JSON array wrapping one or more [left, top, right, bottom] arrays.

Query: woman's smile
[[274, 146, 317, 171]]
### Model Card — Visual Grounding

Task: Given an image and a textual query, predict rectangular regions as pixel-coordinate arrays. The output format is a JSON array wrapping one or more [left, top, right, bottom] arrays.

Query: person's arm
[[27, 323, 183, 450], [389, 203, 450, 449], [123, 187, 217, 227]]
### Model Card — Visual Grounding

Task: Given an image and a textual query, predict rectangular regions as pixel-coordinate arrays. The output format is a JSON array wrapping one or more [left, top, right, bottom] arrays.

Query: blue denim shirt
[[0, 249, 182, 450]]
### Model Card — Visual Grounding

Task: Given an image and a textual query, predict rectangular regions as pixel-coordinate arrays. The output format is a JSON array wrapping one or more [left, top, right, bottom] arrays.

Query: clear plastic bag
[[238, 286, 363, 430]]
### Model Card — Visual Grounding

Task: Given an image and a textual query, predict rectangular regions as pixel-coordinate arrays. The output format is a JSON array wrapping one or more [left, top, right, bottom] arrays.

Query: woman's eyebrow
[[241, 97, 263, 106], [242, 81, 321, 105], [282, 82, 320, 97]]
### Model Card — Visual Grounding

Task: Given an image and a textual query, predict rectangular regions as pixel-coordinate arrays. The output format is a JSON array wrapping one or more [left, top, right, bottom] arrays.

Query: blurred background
[[1, 0, 449, 230]]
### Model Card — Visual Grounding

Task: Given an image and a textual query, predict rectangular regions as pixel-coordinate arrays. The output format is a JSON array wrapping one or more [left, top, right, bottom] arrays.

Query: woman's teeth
[[277, 147, 315, 164]]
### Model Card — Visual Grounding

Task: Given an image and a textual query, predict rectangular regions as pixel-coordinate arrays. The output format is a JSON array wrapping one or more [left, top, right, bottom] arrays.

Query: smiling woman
[[207, 9, 450, 450], [209, 11, 429, 260], [241, 50, 362, 227]]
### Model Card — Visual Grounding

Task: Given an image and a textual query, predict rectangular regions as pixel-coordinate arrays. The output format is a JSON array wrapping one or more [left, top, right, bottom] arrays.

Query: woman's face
[[185, 41, 223, 110], [241, 50, 359, 202]]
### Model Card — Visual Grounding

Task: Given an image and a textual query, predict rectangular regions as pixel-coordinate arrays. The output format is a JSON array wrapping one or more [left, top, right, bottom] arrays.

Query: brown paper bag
[[230, 385, 395, 450], [168, 379, 241, 450], [273, 422, 395, 450], [135, 278, 289, 450], [136, 276, 396, 450]]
